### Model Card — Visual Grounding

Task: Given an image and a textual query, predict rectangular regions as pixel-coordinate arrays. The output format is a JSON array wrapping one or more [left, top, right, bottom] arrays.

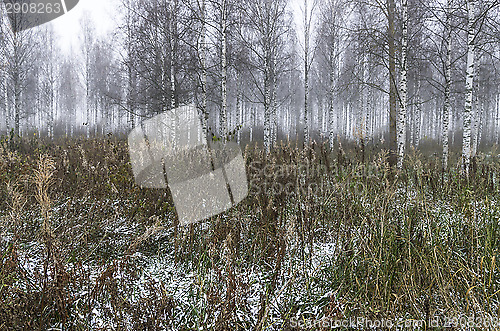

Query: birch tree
[[40, 26, 57, 138], [0, 5, 9, 132], [209, 0, 230, 139], [496, 93, 500, 145], [462, 0, 476, 173], [220, 0, 228, 140], [59, 57, 79, 136], [302, 0, 313, 144], [169, 0, 177, 111], [123, 0, 138, 128], [442, 0, 453, 170], [238, 0, 291, 153], [397, 0, 408, 169], [80, 12, 95, 138], [199, 0, 208, 136], [323, 0, 344, 149], [121, 0, 195, 120], [3, 11, 39, 136], [301, 0, 320, 145], [388, 0, 397, 167]]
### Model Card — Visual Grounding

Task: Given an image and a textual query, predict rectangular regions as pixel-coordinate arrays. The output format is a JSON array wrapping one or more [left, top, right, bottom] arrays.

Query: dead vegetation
[[1, 135, 500, 330]]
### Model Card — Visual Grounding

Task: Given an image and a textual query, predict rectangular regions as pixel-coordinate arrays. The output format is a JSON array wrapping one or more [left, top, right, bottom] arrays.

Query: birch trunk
[[328, 64, 335, 149], [328, 2, 336, 149], [264, 74, 271, 152], [415, 77, 421, 147], [127, 58, 136, 128], [364, 52, 370, 141], [368, 75, 373, 141], [200, 0, 208, 139], [462, 0, 476, 173], [13, 31, 20, 136], [250, 107, 254, 143], [303, 0, 310, 145], [451, 109, 455, 146], [236, 80, 242, 143], [170, 44, 175, 111], [220, 0, 228, 140], [272, 60, 278, 146], [49, 82, 55, 139], [126, 1, 136, 129], [472, 94, 478, 156], [46, 29, 55, 139], [472, 62, 480, 157], [1, 22, 7, 132], [474, 100, 483, 153], [169, 0, 177, 112], [396, 0, 408, 169], [387, 0, 397, 167], [496, 94, 500, 145], [84, 29, 91, 138], [3, 67, 8, 131], [169, 0, 177, 147], [442, 0, 452, 170], [263, 44, 271, 152]]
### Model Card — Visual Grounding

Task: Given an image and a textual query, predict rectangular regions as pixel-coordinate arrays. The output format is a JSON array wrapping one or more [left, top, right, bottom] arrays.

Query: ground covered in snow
[[1, 137, 500, 330]]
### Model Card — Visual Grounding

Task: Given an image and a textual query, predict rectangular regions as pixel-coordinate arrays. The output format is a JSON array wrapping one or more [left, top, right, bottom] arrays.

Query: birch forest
[[1, 0, 500, 329], [0, 0, 498, 168]]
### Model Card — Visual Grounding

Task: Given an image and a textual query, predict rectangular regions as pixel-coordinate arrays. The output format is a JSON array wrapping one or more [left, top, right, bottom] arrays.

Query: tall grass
[[0, 135, 500, 330]]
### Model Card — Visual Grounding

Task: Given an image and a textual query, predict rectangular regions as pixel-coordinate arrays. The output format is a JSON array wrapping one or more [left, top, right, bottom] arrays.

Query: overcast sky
[[50, 0, 118, 51], [49, 0, 308, 52]]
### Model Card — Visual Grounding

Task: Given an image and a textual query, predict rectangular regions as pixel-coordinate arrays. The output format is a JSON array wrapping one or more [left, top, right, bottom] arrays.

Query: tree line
[[0, 0, 499, 171]]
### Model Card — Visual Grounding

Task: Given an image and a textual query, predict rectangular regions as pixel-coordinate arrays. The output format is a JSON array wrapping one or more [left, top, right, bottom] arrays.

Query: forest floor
[[1, 135, 500, 330]]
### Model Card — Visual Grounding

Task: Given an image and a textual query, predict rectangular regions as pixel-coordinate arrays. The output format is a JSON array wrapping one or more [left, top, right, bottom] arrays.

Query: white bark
[[328, 1, 336, 149], [237, 89, 243, 143], [397, 0, 408, 169], [363, 52, 370, 142], [496, 94, 500, 145], [368, 75, 373, 141], [220, 0, 228, 140], [167, 0, 177, 112], [451, 109, 455, 146], [272, 61, 278, 146], [43, 27, 56, 138], [321, 101, 326, 135], [328, 65, 335, 149], [478, 101, 484, 149], [125, 0, 136, 129], [169, 0, 177, 147], [303, 0, 311, 145], [462, 0, 476, 173], [80, 14, 94, 138], [250, 107, 254, 142], [170, 34, 176, 110], [414, 77, 421, 147], [48, 75, 55, 139], [3, 67, 8, 131], [262, 1, 273, 153], [199, 0, 208, 140], [472, 93, 479, 156], [264, 70, 271, 152], [442, 0, 452, 170], [13, 32, 20, 136]]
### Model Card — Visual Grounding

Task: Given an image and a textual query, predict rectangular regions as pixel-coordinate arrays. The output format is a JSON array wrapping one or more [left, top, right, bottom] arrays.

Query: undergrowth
[[1, 135, 500, 330]]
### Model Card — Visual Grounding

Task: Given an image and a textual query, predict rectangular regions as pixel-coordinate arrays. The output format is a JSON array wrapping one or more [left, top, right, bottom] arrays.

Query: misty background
[[0, 0, 499, 161]]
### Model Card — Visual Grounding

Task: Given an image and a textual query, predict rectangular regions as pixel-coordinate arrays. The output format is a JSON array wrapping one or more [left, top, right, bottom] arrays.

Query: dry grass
[[0, 134, 500, 330]]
